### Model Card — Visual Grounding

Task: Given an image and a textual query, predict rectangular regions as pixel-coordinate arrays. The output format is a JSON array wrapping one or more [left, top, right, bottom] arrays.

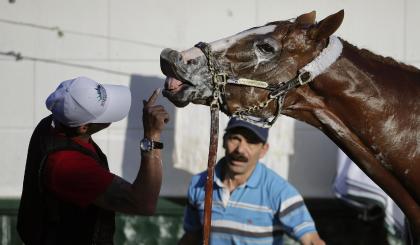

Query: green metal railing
[[0, 198, 185, 245], [0, 198, 404, 245]]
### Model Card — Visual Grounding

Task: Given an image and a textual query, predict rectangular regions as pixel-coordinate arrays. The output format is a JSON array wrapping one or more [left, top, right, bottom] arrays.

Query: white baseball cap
[[46, 76, 131, 127]]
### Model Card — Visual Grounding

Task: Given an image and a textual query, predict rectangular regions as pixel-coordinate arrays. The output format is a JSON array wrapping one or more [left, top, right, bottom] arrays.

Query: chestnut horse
[[160, 10, 420, 241]]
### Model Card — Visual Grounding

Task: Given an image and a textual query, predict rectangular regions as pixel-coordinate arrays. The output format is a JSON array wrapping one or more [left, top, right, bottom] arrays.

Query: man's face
[[223, 128, 269, 176]]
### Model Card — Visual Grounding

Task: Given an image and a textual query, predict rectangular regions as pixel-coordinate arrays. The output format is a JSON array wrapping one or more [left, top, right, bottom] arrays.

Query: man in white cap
[[17, 77, 169, 245]]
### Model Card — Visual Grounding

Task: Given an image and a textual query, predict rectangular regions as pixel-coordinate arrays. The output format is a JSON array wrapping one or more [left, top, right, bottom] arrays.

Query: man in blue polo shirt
[[179, 118, 325, 245]]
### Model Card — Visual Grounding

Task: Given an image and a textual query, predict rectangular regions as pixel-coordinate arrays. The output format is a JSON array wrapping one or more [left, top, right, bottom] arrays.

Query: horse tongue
[[165, 77, 183, 91]]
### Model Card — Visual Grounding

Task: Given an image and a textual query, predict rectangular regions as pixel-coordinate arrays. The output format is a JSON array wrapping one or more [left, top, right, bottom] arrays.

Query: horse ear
[[309, 10, 344, 41], [296, 11, 316, 25]]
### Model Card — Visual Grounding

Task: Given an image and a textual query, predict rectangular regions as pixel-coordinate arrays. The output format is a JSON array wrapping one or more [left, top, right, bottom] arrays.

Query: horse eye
[[256, 42, 275, 54]]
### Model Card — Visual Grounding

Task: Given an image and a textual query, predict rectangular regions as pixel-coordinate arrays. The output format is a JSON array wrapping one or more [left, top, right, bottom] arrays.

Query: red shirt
[[45, 136, 114, 208]]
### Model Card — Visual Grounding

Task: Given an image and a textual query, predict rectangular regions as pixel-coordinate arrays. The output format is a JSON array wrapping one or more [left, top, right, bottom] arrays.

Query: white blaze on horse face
[[180, 47, 203, 63], [210, 25, 277, 52], [180, 25, 277, 63]]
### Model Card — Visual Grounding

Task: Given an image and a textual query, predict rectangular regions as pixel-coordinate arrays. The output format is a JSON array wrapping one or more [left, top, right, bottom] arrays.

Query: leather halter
[[194, 35, 342, 128]]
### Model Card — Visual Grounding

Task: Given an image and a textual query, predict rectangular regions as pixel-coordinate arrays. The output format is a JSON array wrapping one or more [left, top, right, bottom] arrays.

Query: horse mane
[[340, 38, 420, 73]]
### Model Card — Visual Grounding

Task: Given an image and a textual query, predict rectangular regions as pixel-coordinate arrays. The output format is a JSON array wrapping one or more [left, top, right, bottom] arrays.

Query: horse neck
[[282, 39, 420, 161], [304, 39, 420, 104], [338, 40, 420, 84], [282, 39, 420, 133]]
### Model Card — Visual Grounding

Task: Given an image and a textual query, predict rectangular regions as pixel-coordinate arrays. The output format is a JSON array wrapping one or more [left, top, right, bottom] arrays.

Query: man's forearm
[[131, 149, 163, 215], [94, 89, 168, 214], [93, 144, 163, 215]]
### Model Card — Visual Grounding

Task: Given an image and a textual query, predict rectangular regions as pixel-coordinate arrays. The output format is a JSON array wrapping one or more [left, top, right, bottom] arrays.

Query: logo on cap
[[95, 84, 107, 106]]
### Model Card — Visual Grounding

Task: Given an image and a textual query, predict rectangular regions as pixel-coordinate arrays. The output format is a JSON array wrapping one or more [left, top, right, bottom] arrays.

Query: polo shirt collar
[[214, 159, 262, 189], [246, 163, 262, 188]]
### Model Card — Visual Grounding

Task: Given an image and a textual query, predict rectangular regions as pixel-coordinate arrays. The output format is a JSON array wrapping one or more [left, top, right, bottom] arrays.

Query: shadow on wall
[[121, 75, 337, 197], [121, 74, 193, 196], [287, 122, 337, 197]]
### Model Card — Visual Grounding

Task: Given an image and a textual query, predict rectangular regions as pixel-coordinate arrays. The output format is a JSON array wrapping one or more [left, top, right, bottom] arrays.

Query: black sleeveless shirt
[[17, 115, 115, 245]]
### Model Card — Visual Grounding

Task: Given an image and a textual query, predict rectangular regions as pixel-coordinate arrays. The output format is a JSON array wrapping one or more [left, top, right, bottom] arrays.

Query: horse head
[[161, 10, 420, 239], [160, 10, 344, 126]]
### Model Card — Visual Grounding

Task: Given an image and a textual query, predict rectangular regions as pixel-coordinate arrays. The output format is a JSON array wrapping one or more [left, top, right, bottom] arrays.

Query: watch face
[[140, 138, 163, 151], [140, 138, 152, 151]]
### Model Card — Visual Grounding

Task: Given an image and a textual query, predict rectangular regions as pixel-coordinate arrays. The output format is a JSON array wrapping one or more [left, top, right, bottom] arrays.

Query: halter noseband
[[194, 35, 342, 128]]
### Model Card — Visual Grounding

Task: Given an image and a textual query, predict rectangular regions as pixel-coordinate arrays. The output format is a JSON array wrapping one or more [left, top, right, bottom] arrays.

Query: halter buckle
[[216, 73, 228, 84], [298, 71, 313, 85]]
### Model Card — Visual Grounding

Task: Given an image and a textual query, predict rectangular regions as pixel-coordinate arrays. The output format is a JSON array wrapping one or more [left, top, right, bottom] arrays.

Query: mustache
[[226, 152, 248, 162]]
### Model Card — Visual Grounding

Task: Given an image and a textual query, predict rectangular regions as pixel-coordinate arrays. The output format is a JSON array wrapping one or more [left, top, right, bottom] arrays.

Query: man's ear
[[259, 143, 270, 159], [77, 124, 89, 135], [309, 9, 344, 41], [222, 133, 228, 149]]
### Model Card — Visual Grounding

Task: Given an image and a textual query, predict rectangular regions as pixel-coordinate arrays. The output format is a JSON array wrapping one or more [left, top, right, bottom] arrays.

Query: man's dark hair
[[53, 119, 80, 137]]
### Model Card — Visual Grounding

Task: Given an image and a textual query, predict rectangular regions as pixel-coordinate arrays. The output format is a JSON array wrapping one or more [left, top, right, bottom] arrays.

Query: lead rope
[[198, 42, 221, 245], [195, 41, 311, 242]]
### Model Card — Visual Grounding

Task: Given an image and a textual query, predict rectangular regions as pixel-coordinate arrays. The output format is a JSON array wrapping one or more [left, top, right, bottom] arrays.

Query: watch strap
[[152, 140, 163, 149]]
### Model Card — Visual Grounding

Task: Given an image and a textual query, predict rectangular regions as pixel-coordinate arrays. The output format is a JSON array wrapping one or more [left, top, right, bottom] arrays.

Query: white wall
[[0, 0, 419, 198]]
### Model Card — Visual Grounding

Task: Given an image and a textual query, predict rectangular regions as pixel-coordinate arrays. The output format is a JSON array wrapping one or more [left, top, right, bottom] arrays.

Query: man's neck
[[74, 135, 91, 143], [54, 127, 91, 143], [221, 162, 254, 193]]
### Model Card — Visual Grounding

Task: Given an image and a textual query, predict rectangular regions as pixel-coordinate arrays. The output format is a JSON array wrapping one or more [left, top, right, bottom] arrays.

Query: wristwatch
[[140, 138, 164, 152]]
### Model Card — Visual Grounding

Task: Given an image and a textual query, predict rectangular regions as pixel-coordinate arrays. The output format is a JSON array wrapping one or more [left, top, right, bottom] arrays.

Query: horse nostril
[[186, 59, 197, 66]]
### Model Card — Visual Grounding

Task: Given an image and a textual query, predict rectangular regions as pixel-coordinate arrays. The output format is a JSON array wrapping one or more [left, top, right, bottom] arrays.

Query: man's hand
[[142, 88, 170, 140], [300, 232, 325, 245]]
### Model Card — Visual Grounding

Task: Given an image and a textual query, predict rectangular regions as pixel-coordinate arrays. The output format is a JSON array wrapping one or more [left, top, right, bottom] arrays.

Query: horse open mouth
[[160, 47, 214, 107], [160, 48, 199, 107], [164, 77, 192, 93], [162, 76, 195, 107]]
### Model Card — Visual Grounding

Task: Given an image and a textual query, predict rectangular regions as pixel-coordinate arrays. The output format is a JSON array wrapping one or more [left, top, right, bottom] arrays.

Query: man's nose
[[235, 141, 247, 154]]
